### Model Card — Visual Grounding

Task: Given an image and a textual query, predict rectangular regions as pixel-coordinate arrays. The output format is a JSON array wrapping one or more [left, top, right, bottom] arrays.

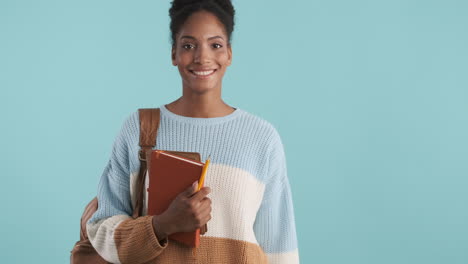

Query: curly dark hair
[[169, 0, 235, 45]]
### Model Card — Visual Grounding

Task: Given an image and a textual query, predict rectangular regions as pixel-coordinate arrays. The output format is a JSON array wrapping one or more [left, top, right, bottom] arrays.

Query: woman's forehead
[[177, 11, 228, 40]]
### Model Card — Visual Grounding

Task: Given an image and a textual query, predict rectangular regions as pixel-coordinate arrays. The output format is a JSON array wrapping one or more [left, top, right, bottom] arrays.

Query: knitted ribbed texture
[[87, 104, 299, 264], [114, 216, 167, 263]]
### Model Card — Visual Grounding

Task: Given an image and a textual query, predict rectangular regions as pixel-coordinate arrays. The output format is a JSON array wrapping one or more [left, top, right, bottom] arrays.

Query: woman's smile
[[189, 69, 217, 79]]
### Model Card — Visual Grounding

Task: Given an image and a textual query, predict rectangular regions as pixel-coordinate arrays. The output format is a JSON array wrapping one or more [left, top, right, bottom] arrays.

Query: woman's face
[[172, 11, 232, 94]]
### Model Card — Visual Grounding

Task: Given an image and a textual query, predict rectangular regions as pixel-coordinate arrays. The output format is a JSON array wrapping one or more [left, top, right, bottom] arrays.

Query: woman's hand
[[152, 181, 212, 240]]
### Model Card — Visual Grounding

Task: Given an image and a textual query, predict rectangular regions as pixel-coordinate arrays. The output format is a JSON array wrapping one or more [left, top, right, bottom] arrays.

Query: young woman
[[87, 0, 299, 263]]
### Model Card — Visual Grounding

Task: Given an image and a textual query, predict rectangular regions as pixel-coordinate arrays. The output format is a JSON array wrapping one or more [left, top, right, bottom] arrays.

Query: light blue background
[[1, 0, 467, 263]]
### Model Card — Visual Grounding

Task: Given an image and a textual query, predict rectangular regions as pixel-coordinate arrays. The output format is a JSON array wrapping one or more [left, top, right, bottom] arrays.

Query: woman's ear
[[171, 46, 177, 66], [227, 44, 232, 66]]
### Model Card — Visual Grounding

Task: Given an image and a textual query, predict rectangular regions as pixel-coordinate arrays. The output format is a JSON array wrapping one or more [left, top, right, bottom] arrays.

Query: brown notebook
[[147, 150, 205, 247]]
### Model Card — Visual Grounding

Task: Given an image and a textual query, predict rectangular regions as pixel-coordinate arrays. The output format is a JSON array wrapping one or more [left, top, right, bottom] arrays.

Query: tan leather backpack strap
[[139, 108, 160, 148], [133, 108, 160, 218]]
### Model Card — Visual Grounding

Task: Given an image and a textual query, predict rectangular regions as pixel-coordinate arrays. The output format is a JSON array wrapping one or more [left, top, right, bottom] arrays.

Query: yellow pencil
[[197, 155, 210, 191]]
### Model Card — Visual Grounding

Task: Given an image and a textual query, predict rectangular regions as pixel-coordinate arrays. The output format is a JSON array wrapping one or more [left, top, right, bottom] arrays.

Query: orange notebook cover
[[147, 150, 205, 247]]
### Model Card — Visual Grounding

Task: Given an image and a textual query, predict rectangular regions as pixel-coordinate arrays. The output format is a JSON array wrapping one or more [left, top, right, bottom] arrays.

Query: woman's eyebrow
[[208, 36, 224, 40], [180, 35, 224, 41], [180, 35, 196, 40]]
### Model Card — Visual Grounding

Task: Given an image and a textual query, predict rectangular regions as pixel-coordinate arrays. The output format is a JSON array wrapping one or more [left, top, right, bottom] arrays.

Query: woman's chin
[[186, 83, 218, 94]]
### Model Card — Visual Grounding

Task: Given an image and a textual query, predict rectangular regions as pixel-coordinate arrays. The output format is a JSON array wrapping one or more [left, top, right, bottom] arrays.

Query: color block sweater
[[87, 104, 299, 264]]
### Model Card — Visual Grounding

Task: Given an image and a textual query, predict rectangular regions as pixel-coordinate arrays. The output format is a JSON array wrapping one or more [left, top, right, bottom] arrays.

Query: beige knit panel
[[141, 236, 268, 264], [114, 215, 167, 264]]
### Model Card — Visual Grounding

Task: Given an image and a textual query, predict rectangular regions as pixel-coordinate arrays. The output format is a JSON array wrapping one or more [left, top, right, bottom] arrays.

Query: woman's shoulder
[[120, 110, 140, 133], [113, 110, 140, 145], [236, 108, 284, 150]]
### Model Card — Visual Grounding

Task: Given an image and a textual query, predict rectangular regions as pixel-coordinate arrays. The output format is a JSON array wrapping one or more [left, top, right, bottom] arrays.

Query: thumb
[[184, 181, 198, 197]]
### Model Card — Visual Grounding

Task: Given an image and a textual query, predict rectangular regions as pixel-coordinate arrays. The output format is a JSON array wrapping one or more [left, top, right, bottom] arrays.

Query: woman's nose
[[194, 45, 210, 64]]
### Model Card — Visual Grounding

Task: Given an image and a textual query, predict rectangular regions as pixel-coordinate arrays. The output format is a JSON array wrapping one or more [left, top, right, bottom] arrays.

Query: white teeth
[[192, 70, 215, 76]]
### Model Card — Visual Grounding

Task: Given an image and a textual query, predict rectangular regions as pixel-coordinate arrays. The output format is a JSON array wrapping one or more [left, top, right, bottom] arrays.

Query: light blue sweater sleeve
[[88, 113, 136, 223], [253, 129, 300, 262], [86, 112, 168, 263]]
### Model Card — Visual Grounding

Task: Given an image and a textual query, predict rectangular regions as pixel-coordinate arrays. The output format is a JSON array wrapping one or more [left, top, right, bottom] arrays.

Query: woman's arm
[[254, 130, 300, 264], [86, 113, 168, 264]]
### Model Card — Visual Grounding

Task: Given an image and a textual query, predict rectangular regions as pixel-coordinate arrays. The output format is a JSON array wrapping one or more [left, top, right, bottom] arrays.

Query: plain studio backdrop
[[1, 0, 467, 263]]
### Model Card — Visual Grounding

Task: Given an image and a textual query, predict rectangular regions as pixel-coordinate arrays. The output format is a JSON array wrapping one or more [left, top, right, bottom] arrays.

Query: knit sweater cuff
[[114, 215, 168, 263]]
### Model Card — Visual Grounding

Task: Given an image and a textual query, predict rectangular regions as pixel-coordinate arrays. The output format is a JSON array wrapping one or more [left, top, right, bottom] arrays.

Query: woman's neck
[[165, 96, 235, 118]]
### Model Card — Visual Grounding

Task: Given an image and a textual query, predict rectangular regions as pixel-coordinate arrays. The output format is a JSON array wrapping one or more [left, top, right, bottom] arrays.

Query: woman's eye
[[212, 43, 222, 49], [182, 44, 194, 50]]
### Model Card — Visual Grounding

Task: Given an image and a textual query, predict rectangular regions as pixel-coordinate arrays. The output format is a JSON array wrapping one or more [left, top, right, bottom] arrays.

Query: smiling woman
[[84, 0, 300, 263]]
